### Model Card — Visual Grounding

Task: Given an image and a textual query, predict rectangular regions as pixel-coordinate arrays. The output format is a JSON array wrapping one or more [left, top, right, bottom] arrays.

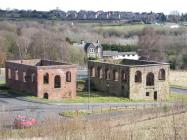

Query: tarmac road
[[0, 78, 187, 128], [0, 91, 163, 127]]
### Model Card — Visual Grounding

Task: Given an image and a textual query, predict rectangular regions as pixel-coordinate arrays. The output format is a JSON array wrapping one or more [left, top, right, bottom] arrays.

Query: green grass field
[[0, 80, 5, 85], [28, 91, 134, 103], [169, 92, 187, 102]]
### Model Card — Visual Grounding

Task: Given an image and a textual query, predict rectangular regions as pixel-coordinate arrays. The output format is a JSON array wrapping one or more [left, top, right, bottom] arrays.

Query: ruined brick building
[[5, 59, 77, 99], [88, 59, 170, 100]]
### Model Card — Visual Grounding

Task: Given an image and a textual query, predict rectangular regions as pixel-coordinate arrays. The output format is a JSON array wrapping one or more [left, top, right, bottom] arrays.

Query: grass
[[170, 70, 187, 89], [95, 24, 146, 30], [27, 91, 137, 103], [0, 80, 5, 85], [169, 92, 187, 102]]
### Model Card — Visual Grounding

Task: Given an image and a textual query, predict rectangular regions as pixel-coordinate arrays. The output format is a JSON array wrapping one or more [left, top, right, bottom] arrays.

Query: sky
[[0, 0, 186, 14]]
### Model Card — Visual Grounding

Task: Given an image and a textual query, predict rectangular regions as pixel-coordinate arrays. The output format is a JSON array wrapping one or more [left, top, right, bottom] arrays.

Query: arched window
[[121, 71, 127, 81], [97, 67, 103, 79], [23, 72, 26, 82], [15, 69, 18, 80], [66, 71, 71, 82], [135, 71, 142, 83], [113, 70, 118, 81], [90, 67, 95, 77], [8, 69, 11, 79], [31, 72, 35, 83], [54, 75, 61, 88], [158, 69, 165, 80], [105, 69, 110, 80], [43, 73, 49, 84], [146, 72, 154, 86]]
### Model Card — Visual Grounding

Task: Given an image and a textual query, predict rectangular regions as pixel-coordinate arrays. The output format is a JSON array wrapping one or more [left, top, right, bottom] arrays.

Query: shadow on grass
[[77, 90, 131, 101], [0, 84, 34, 98]]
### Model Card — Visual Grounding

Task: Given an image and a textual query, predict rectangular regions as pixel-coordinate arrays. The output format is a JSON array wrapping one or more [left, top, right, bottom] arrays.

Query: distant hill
[[0, 9, 170, 23]]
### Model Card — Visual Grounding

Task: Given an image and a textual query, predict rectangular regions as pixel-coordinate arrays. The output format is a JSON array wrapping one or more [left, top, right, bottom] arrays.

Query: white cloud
[[0, 0, 186, 14]]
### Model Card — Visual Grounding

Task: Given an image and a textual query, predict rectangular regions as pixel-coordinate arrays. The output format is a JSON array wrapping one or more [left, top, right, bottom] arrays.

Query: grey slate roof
[[103, 50, 138, 56]]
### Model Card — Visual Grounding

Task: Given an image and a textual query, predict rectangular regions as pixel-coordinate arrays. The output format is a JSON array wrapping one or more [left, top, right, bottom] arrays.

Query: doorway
[[154, 91, 157, 101], [43, 93, 49, 99]]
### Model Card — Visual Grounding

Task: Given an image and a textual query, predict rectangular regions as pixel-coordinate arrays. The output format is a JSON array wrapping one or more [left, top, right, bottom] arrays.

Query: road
[[170, 87, 187, 94], [0, 72, 187, 127], [0, 91, 164, 127]]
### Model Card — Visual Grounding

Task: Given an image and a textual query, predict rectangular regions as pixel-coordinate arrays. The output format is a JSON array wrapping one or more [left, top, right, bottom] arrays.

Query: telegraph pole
[[88, 67, 90, 110]]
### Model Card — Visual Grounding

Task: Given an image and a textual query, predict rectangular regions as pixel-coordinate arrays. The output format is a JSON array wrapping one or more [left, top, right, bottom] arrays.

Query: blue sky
[[0, 0, 186, 14]]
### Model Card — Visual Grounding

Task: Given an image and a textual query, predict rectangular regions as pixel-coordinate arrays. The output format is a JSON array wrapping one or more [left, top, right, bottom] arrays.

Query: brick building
[[88, 59, 170, 100], [5, 59, 77, 99]]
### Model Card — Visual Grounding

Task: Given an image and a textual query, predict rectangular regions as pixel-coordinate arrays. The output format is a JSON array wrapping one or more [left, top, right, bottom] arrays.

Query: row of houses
[[51, 10, 166, 23], [73, 41, 140, 60], [0, 10, 166, 23]]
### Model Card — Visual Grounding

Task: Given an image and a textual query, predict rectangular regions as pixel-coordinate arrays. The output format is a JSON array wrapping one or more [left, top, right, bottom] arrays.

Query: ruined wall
[[5, 60, 77, 100], [128, 64, 169, 100], [36, 65, 77, 99], [88, 60, 170, 101], [36, 60, 69, 66], [88, 61, 130, 97], [5, 62, 37, 95]]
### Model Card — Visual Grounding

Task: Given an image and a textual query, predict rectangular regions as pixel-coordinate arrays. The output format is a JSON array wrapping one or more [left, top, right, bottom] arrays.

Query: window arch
[[23, 72, 26, 82], [105, 69, 110, 80], [158, 69, 165, 80], [8, 69, 11, 79], [54, 75, 61, 88], [113, 70, 118, 81], [121, 71, 127, 81], [43, 73, 49, 84], [90, 67, 95, 77], [31, 72, 35, 83], [66, 71, 71, 82], [15, 69, 18, 80], [97, 67, 103, 79], [146, 72, 154, 86], [135, 71, 142, 83]]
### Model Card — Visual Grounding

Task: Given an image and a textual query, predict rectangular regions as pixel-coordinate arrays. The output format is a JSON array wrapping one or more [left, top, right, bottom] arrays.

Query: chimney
[[81, 40, 85, 44], [96, 40, 100, 44]]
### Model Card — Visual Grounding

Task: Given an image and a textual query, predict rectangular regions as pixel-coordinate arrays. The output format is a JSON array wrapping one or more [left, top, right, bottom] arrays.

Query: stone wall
[[88, 61, 130, 97], [88, 60, 170, 100], [129, 65, 170, 100]]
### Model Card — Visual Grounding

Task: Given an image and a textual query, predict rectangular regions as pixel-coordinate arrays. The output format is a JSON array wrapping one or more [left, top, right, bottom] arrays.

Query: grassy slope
[[170, 70, 187, 89]]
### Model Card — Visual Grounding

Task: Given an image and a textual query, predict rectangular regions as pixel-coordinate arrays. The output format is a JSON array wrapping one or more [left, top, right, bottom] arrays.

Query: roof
[[103, 50, 138, 57], [119, 52, 137, 55], [103, 50, 118, 56], [73, 41, 102, 53]]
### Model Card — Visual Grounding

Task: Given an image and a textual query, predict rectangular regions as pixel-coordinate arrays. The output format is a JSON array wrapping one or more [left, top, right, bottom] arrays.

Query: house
[[74, 40, 103, 59], [5, 59, 77, 99], [103, 51, 140, 60], [88, 59, 169, 100]]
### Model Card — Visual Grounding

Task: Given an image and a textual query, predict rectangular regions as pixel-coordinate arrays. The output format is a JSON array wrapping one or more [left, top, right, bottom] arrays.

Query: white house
[[73, 40, 102, 59], [103, 50, 140, 60]]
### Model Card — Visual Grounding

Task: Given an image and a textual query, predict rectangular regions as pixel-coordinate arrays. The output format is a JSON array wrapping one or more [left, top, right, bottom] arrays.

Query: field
[[170, 70, 187, 89], [0, 102, 187, 140]]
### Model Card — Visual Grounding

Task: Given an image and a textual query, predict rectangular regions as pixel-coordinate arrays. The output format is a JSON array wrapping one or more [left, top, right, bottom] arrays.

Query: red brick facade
[[5, 59, 77, 99]]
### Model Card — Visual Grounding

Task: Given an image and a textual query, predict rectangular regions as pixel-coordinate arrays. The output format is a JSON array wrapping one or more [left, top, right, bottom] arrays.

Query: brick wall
[[5, 59, 77, 99]]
